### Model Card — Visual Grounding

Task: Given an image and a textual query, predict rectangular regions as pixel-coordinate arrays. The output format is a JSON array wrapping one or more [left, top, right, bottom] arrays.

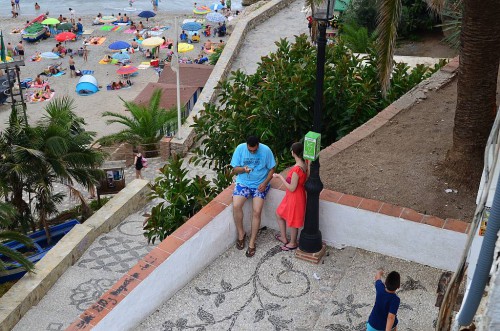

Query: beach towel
[[52, 71, 66, 77], [100, 26, 113, 31], [30, 57, 42, 62], [29, 92, 55, 103], [111, 26, 122, 32], [82, 29, 94, 35], [123, 29, 136, 34], [81, 70, 94, 75], [113, 22, 131, 26], [99, 59, 119, 65], [138, 63, 150, 69], [30, 82, 49, 88], [90, 37, 107, 45]]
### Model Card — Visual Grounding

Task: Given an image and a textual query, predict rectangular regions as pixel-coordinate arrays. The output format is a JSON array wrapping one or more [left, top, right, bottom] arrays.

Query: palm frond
[[375, 0, 402, 96]]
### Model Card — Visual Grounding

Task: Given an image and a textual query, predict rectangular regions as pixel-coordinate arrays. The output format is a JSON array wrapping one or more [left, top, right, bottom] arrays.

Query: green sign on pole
[[304, 131, 321, 161]]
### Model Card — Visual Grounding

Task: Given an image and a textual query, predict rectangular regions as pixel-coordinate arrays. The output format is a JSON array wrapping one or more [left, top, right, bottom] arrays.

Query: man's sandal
[[236, 234, 246, 250], [246, 246, 256, 258]]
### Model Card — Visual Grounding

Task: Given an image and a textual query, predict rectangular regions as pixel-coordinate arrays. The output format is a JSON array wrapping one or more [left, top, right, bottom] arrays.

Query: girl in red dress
[[273, 142, 307, 251]]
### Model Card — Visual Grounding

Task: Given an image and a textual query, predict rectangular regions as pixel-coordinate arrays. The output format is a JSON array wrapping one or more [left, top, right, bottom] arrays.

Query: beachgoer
[[137, 21, 144, 31], [123, 14, 129, 23], [152, 0, 158, 12], [131, 39, 139, 49], [204, 39, 212, 50], [83, 45, 88, 62], [367, 270, 401, 331], [16, 41, 24, 60], [307, 16, 313, 39], [76, 18, 83, 34], [230, 135, 276, 257], [58, 14, 63, 22], [35, 2, 40, 10], [6, 43, 15, 57], [145, 48, 152, 58], [68, 55, 76, 78], [130, 21, 137, 30], [191, 33, 200, 43], [15, 0, 20, 11], [272, 142, 307, 251], [34, 75, 43, 85], [69, 8, 76, 23], [11, 9, 18, 18], [180, 30, 188, 41], [117, 13, 122, 22], [133, 150, 144, 179]]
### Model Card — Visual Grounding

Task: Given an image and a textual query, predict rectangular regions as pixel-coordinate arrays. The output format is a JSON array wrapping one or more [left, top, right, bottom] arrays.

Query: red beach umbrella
[[55, 32, 76, 42], [116, 65, 139, 75]]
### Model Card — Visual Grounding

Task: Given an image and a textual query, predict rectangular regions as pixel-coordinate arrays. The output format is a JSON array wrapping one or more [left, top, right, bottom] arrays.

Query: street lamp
[[299, 0, 335, 255]]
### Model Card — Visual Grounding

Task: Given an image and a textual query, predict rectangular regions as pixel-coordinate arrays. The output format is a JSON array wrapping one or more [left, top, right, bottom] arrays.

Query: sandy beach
[[0, 11, 230, 139]]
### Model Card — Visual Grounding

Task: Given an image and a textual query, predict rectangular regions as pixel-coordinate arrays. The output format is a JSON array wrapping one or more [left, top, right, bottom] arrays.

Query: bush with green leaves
[[340, 23, 374, 53], [192, 34, 444, 173], [144, 155, 232, 243], [209, 44, 225, 65]]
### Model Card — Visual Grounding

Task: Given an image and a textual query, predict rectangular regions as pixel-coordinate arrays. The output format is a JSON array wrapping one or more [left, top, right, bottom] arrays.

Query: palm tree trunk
[[446, 0, 500, 186]]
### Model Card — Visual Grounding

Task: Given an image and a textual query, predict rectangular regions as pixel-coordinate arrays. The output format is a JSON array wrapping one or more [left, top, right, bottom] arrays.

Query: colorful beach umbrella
[[109, 41, 131, 50], [55, 32, 76, 42], [210, 3, 224, 11], [42, 17, 60, 25], [57, 22, 73, 31], [206, 12, 226, 23], [100, 16, 117, 24], [178, 43, 194, 53], [181, 22, 202, 31], [141, 37, 163, 48], [112, 52, 130, 60], [116, 65, 138, 75], [138, 11, 156, 21], [40, 52, 60, 59], [0, 31, 6, 63]]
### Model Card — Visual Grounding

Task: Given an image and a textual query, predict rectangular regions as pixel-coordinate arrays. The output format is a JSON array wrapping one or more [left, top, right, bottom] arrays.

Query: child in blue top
[[367, 270, 400, 331]]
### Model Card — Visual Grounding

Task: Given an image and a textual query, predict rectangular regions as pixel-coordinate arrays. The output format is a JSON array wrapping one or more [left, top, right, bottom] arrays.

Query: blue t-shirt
[[368, 280, 400, 330], [230, 142, 276, 189]]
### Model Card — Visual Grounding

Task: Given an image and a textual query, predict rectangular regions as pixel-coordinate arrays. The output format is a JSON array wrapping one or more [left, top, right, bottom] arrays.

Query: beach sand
[[0, 12, 229, 139]]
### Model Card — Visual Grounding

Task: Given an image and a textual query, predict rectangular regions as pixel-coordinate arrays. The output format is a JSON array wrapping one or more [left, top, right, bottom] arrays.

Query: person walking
[[68, 55, 76, 77], [272, 142, 307, 251], [133, 149, 144, 179], [15, 0, 20, 11], [367, 270, 401, 331], [230, 135, 275, 257], [16, 41, 24, 60], [83, 44, 88, 62]]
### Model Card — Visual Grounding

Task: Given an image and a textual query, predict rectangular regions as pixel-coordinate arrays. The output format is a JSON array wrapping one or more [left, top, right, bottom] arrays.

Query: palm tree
[[0, 201, 34, 273], [98, 88, 178, 153], [0, 98, 105, 239]]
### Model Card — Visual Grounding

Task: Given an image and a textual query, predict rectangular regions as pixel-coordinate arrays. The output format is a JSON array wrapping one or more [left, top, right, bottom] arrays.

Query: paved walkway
[[137, 228, 443, 331]]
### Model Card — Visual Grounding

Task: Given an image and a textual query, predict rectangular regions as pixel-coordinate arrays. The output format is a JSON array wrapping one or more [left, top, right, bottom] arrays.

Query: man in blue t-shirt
[[367, 270, 401, 331], [230, 136, 276, 258]]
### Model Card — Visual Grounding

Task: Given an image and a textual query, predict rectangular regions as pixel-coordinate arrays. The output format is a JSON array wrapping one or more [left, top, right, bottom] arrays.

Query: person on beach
[[16, 41, 24, 60], [123, 14, 129, 23], [137, 21, 144, 31], [152, 0, 158, 12], [69, 8, 76, 24], [7, 43, 15, 57], [83, 45, 88, 62], [367, 270, 401, 331], [68, 55, 76, 78], [133, 149, 144, 179], [273, 142, 307, 251], [230, 135, 276, 258], [76, 18, 83, 34], [34, 2, 40, 11], [15, 0, 20, 11]]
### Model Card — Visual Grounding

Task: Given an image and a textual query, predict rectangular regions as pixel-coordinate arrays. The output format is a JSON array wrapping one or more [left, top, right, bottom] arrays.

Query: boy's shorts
[[232, 183, 270, 200], [366, 322, 396, 331]]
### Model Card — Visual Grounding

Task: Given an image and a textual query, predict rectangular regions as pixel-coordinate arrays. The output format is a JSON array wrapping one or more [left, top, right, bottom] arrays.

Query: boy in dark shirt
[[367, 270, 400, 331]]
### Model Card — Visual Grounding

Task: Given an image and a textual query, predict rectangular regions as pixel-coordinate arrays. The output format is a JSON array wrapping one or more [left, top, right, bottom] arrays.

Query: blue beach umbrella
[[181, 22, 202, 31], [138, 10, 156, 21], [112, 52, 130, 60], [109, 41, 131, 50], [210, 3, 224, 11], [206, 12, 226, 23]]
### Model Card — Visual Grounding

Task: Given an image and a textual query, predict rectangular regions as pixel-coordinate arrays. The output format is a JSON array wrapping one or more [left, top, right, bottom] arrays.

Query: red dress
[[276, 165, 307, 228]]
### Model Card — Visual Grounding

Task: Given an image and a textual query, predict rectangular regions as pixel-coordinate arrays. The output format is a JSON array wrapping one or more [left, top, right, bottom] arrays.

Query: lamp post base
[[295, 243, 327, 264]]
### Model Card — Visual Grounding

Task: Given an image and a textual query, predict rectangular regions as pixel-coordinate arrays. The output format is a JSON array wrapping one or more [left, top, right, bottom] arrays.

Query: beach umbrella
[[181, 22, 202, 31], [178, 43, 194, 53], [116, 65, 138, 75], [112, 52, 131, 60], [42, 17, 60, 25], [138, 11, 156, 21], [0, 56, 13, 64], [210, 3, 224, 11], [40, 52, 60, 59], [55, 32, 76, 42], [206, 12, 226, 23], [57, 22, 73, 31], [141, 37, 163, 48], [100, 16, 117, 24], [109, 41, 131, 50], [0, 31, 6, 63]]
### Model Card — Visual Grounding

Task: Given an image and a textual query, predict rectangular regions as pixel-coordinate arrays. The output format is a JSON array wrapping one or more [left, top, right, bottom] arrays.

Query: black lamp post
[[299, 0, 335, 253]]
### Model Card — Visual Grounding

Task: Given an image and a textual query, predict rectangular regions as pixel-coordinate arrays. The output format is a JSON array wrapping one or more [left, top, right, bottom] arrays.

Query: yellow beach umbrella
[[141, 37, 163, 48], [178, 43, 194, 53]]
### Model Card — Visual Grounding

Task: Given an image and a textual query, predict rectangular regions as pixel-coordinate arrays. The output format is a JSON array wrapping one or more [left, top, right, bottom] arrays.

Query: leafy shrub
[[209, 45, 225, 65], [192, 34, 443, 173], [144, 155, 232, 243], [340, 23, 374, 53]]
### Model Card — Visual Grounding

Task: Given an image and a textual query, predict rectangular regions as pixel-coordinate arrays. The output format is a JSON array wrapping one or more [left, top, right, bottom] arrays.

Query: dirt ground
[[321, 58, 500, 222], [395, 31, 459, 58]]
